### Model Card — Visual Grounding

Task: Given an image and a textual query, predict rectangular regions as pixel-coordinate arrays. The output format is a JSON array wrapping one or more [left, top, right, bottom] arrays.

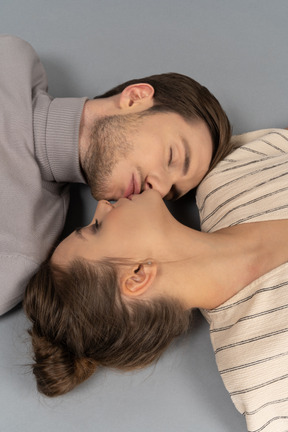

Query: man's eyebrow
[[182, 137, 190, 176]]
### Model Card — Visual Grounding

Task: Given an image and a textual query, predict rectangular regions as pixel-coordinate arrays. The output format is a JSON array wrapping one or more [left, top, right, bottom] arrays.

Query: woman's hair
[[24, 258, 192, 397], [95, 72, 234, 174]]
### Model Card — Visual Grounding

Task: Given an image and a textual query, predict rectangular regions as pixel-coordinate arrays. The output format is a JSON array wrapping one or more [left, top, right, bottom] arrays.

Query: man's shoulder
[[0, 34, 47, 115], [0, 35, 44, 81], [0, 34, 42, 79], [0, 34, 36, 55]]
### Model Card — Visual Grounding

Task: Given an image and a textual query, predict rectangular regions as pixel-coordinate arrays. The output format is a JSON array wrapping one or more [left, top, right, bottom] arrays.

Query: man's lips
[[124, 175, 140, 198]]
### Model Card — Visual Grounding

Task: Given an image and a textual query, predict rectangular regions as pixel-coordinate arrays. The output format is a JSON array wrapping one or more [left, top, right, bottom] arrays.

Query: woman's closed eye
[[75, 219, 101, 239], [93, 219, 101, 232], [88, 219, 102, 235]]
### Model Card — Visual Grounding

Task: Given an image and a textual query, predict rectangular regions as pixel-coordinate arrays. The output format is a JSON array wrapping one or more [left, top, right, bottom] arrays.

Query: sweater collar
[[34, 94, 88, 183]]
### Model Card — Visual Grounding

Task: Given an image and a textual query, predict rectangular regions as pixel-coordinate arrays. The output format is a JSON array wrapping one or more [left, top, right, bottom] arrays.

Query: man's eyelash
[[168, 148, 173, 166]]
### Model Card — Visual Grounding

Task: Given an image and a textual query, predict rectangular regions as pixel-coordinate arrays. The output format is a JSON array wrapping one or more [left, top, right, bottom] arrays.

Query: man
[[0, 35, 231, 315]]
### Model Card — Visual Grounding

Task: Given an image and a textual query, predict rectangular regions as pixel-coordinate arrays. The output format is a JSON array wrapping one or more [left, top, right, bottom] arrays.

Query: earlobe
[[121, 262, 157, 297], [119, 84, 154, 109]]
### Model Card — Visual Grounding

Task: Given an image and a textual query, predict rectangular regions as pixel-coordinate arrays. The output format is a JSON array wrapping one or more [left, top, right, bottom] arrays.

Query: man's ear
[[120, 262, 157, 297], [119, 83, 154, 109]]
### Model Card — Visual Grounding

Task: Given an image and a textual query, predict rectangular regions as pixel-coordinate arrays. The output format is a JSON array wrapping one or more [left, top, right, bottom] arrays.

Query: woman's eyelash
[[89, 219, 101, 235], [75, 220, 101, 236], [94, 219, 101, 231]]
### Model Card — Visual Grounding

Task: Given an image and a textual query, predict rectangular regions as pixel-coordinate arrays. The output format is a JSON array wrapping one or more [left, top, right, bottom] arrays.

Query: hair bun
[[30, 330, 97, 397]]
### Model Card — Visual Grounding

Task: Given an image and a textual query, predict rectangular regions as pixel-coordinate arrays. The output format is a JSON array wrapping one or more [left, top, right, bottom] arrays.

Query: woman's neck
[[158, 220, 288, 310]]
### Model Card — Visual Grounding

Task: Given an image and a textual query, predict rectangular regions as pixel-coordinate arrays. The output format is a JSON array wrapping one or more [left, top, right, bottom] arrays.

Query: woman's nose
[[91, 200, 113, 223]]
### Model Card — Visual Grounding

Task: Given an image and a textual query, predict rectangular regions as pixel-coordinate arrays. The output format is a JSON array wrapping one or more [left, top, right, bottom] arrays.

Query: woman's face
[[53, 190, 174, 265]]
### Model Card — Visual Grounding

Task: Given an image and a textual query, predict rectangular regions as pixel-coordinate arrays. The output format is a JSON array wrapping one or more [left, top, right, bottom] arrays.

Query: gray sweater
[[0, 35, 87, 315]]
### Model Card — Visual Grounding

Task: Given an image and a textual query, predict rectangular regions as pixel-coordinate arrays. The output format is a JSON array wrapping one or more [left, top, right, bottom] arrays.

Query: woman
[[196, 127, 288, 432], [24, 184, 288, 400]]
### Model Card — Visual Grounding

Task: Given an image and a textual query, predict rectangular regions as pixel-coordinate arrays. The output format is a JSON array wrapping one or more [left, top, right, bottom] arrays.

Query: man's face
[[82, 111, 213, 201]]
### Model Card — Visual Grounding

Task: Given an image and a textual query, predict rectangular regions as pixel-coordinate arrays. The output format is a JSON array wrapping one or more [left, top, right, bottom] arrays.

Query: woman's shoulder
[[229, 128, 288, 157]]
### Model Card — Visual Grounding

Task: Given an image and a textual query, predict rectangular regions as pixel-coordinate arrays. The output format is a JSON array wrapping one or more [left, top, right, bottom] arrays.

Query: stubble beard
[[81, 114, 138, 200]]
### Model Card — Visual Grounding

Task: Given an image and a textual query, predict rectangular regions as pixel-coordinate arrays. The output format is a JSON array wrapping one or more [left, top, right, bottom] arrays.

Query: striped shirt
[[196, 129, 288, 432]]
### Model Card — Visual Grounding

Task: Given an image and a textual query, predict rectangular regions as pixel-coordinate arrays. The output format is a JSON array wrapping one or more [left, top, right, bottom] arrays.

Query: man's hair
[[95, 72, 233, 173], [24, 258, 192, 397]]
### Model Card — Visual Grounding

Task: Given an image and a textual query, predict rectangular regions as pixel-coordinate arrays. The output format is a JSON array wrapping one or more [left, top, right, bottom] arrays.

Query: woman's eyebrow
[[74, 227, 87, 241]]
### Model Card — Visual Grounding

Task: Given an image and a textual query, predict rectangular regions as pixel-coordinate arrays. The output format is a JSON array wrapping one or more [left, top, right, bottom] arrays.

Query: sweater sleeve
[[0, 35, 69, 315], [0, 255, 38, 316]]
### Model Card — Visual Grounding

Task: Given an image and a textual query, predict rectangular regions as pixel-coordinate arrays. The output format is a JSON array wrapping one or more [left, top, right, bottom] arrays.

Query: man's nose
[[144, 174, 172, 198]]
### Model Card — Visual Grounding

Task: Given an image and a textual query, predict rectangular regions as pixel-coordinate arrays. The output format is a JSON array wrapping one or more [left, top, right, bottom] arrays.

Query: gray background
[[1, 1, 288, 431]]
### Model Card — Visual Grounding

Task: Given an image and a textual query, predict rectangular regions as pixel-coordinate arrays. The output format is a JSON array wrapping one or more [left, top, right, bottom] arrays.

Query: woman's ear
[[120, 262, 157, 297], [119, 83, 154, 109]]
